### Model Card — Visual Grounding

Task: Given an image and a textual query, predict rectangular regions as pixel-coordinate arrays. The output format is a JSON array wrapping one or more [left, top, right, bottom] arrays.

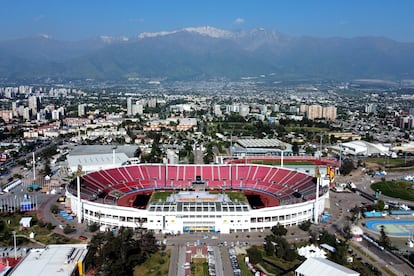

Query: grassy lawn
[[237, 254, 252, 276], [41, 233, 79, 244], [365, 157, 407, 166], [387, 166, 414, 172], [211, 191, 247, 202], [371, 180, 414, 201], [149, 191, 174, 203], [0, 214, 49, 246], [134, 250, 170, 276], [285, 126, 328, 133], [191, 259, 209, 276], [262, 255, 301, 272]]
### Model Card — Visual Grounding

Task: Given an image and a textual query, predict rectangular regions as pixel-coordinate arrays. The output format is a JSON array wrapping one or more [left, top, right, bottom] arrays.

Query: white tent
[[297, 244, 327, 259]]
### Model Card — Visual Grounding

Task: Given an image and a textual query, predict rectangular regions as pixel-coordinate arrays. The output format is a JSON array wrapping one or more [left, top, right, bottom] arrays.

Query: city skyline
[[0, 0, 414, 42]]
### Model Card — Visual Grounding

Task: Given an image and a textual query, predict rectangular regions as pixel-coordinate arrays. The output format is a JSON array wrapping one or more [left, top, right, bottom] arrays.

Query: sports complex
[[365, 220, 414, 237], [65, 158, 335, 234]]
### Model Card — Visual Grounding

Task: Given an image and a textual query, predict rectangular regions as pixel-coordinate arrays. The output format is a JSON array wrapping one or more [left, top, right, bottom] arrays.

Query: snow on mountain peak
[[138, 26, 233, 39], [137, 30, 177, 39], [182, 26, 233, 38]]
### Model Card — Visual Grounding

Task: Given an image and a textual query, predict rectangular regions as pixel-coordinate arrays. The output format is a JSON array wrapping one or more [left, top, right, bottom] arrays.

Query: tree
[[292, 142, 299, 155], [284, 248, 297, 261], [63, 224, 76, 234], [246, 246, 263, 264], [379, 225, 391, 248], [376, 200, 385, 211], [50, 204, 59, 214], [298, 220, 312, 231], [85, 228, 159, 276], [88, 223, 99, 232], [134, 147, 142, 158], [271, 223, 287, 236], [43, 157, 52, 176], [339, 158, 354, 175], [264, 236, 275, 256]]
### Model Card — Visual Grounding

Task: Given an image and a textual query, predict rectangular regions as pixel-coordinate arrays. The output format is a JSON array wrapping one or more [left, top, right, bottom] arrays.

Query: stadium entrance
[[183, 226, 216, 233]]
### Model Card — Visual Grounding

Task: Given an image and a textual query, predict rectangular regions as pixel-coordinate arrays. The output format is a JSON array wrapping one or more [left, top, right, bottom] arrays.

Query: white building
[[239, 105, 250, 117]]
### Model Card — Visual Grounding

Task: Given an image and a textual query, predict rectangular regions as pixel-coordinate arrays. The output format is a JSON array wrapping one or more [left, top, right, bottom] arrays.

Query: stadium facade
[[65, 163, 331, 234]]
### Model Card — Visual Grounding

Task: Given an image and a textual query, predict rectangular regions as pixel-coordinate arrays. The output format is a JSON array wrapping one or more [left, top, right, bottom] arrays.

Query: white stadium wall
[[65, 163, 330, 234]]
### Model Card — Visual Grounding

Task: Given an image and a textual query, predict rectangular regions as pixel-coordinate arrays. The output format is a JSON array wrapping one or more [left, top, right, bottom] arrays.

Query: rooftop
[[10, 244, 88, 276]]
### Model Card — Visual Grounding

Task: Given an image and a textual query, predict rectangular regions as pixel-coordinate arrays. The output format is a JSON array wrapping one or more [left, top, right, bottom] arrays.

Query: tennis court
[[365, 220, 414, 237]]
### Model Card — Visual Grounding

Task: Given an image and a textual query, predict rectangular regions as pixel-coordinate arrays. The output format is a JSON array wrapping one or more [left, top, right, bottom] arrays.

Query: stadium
[[65, 160, 333, 234]]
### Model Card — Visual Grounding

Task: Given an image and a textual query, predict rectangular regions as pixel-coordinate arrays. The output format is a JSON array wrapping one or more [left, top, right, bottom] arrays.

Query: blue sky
[[0, 0, 413, 41]]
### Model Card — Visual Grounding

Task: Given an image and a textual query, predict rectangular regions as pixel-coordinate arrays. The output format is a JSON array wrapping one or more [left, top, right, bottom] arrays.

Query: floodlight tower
[[314, 166, 321, 224], [32, 152, 36, 182], [76, 165, 83, 223]]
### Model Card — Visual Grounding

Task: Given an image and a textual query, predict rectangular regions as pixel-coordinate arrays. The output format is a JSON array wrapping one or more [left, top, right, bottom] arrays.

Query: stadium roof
[[66, 145, 136, 173], [10, 244, 88, 276], [69, 145, 137, 157], [236, 138, 287, 149], [295, 258, 359, 276], [148, 201, 250, 213]]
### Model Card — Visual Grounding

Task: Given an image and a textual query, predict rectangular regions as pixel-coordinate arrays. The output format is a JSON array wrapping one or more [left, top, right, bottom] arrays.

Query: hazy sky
[[1, 0, 413, 41]]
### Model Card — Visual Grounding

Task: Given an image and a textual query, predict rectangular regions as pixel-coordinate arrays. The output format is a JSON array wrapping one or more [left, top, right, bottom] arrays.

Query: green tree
[[246, 246, 263, 264], [0, 218, 5, 232], [379, 225, 391, 248], [331, 243, 348, 265], [50, 204, 59, 214], [292, 142, 299, 155], [376, 200, 385, 211], [273, 236, 289, 259], [298, 220, 312, 231], [88, 223, 99, 232], [340, 158, 354, 175], [284, 248, 298, 262], [63, 224, 76, 234], [271, 223, 287, 236], [43, 157, 52, 176], [85, 228, 159, 276], [264, 236, 275, 256]]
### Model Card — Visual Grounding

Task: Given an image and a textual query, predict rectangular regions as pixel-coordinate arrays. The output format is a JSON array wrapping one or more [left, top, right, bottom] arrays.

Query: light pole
[[12, 231, 17, 260]]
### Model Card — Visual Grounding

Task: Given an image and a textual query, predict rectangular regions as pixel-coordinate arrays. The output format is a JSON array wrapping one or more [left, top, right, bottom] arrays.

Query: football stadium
[[65, 161, 333, 234]]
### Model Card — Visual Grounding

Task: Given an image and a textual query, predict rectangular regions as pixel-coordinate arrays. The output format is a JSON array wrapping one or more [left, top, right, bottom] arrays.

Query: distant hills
[[1, 26, 414, 81]]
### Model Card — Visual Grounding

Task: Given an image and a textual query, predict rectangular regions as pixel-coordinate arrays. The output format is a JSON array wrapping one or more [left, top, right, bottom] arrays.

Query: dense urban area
[[1, 78, 414, 276]]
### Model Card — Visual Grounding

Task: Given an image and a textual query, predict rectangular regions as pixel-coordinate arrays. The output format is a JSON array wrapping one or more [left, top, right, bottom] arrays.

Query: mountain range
[[1, 26, 414, 81]]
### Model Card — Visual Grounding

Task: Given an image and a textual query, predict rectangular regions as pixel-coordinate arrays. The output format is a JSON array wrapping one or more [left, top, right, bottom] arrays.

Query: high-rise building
[[239, 105, 250, 117], [52, 110, 61, 120], [307, 105, 323, 120], [226, 104, 240, 113], [399, 116, 414, 129], [78, 104, 87, 117], [23, 107, 31, 120], [132, 103, 143, 116], [127, 97, 133, 115], [214, 105, 222, 116], [322, 106, 337, 121], [28, 96, 41, 115], [147, 98, 157, 108], [365, 103, 377, 114], [299, 104, 308, 114]]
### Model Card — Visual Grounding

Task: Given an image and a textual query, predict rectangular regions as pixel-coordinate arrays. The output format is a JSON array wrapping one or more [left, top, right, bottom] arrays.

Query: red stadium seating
[[76, 164, 316, 205]]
